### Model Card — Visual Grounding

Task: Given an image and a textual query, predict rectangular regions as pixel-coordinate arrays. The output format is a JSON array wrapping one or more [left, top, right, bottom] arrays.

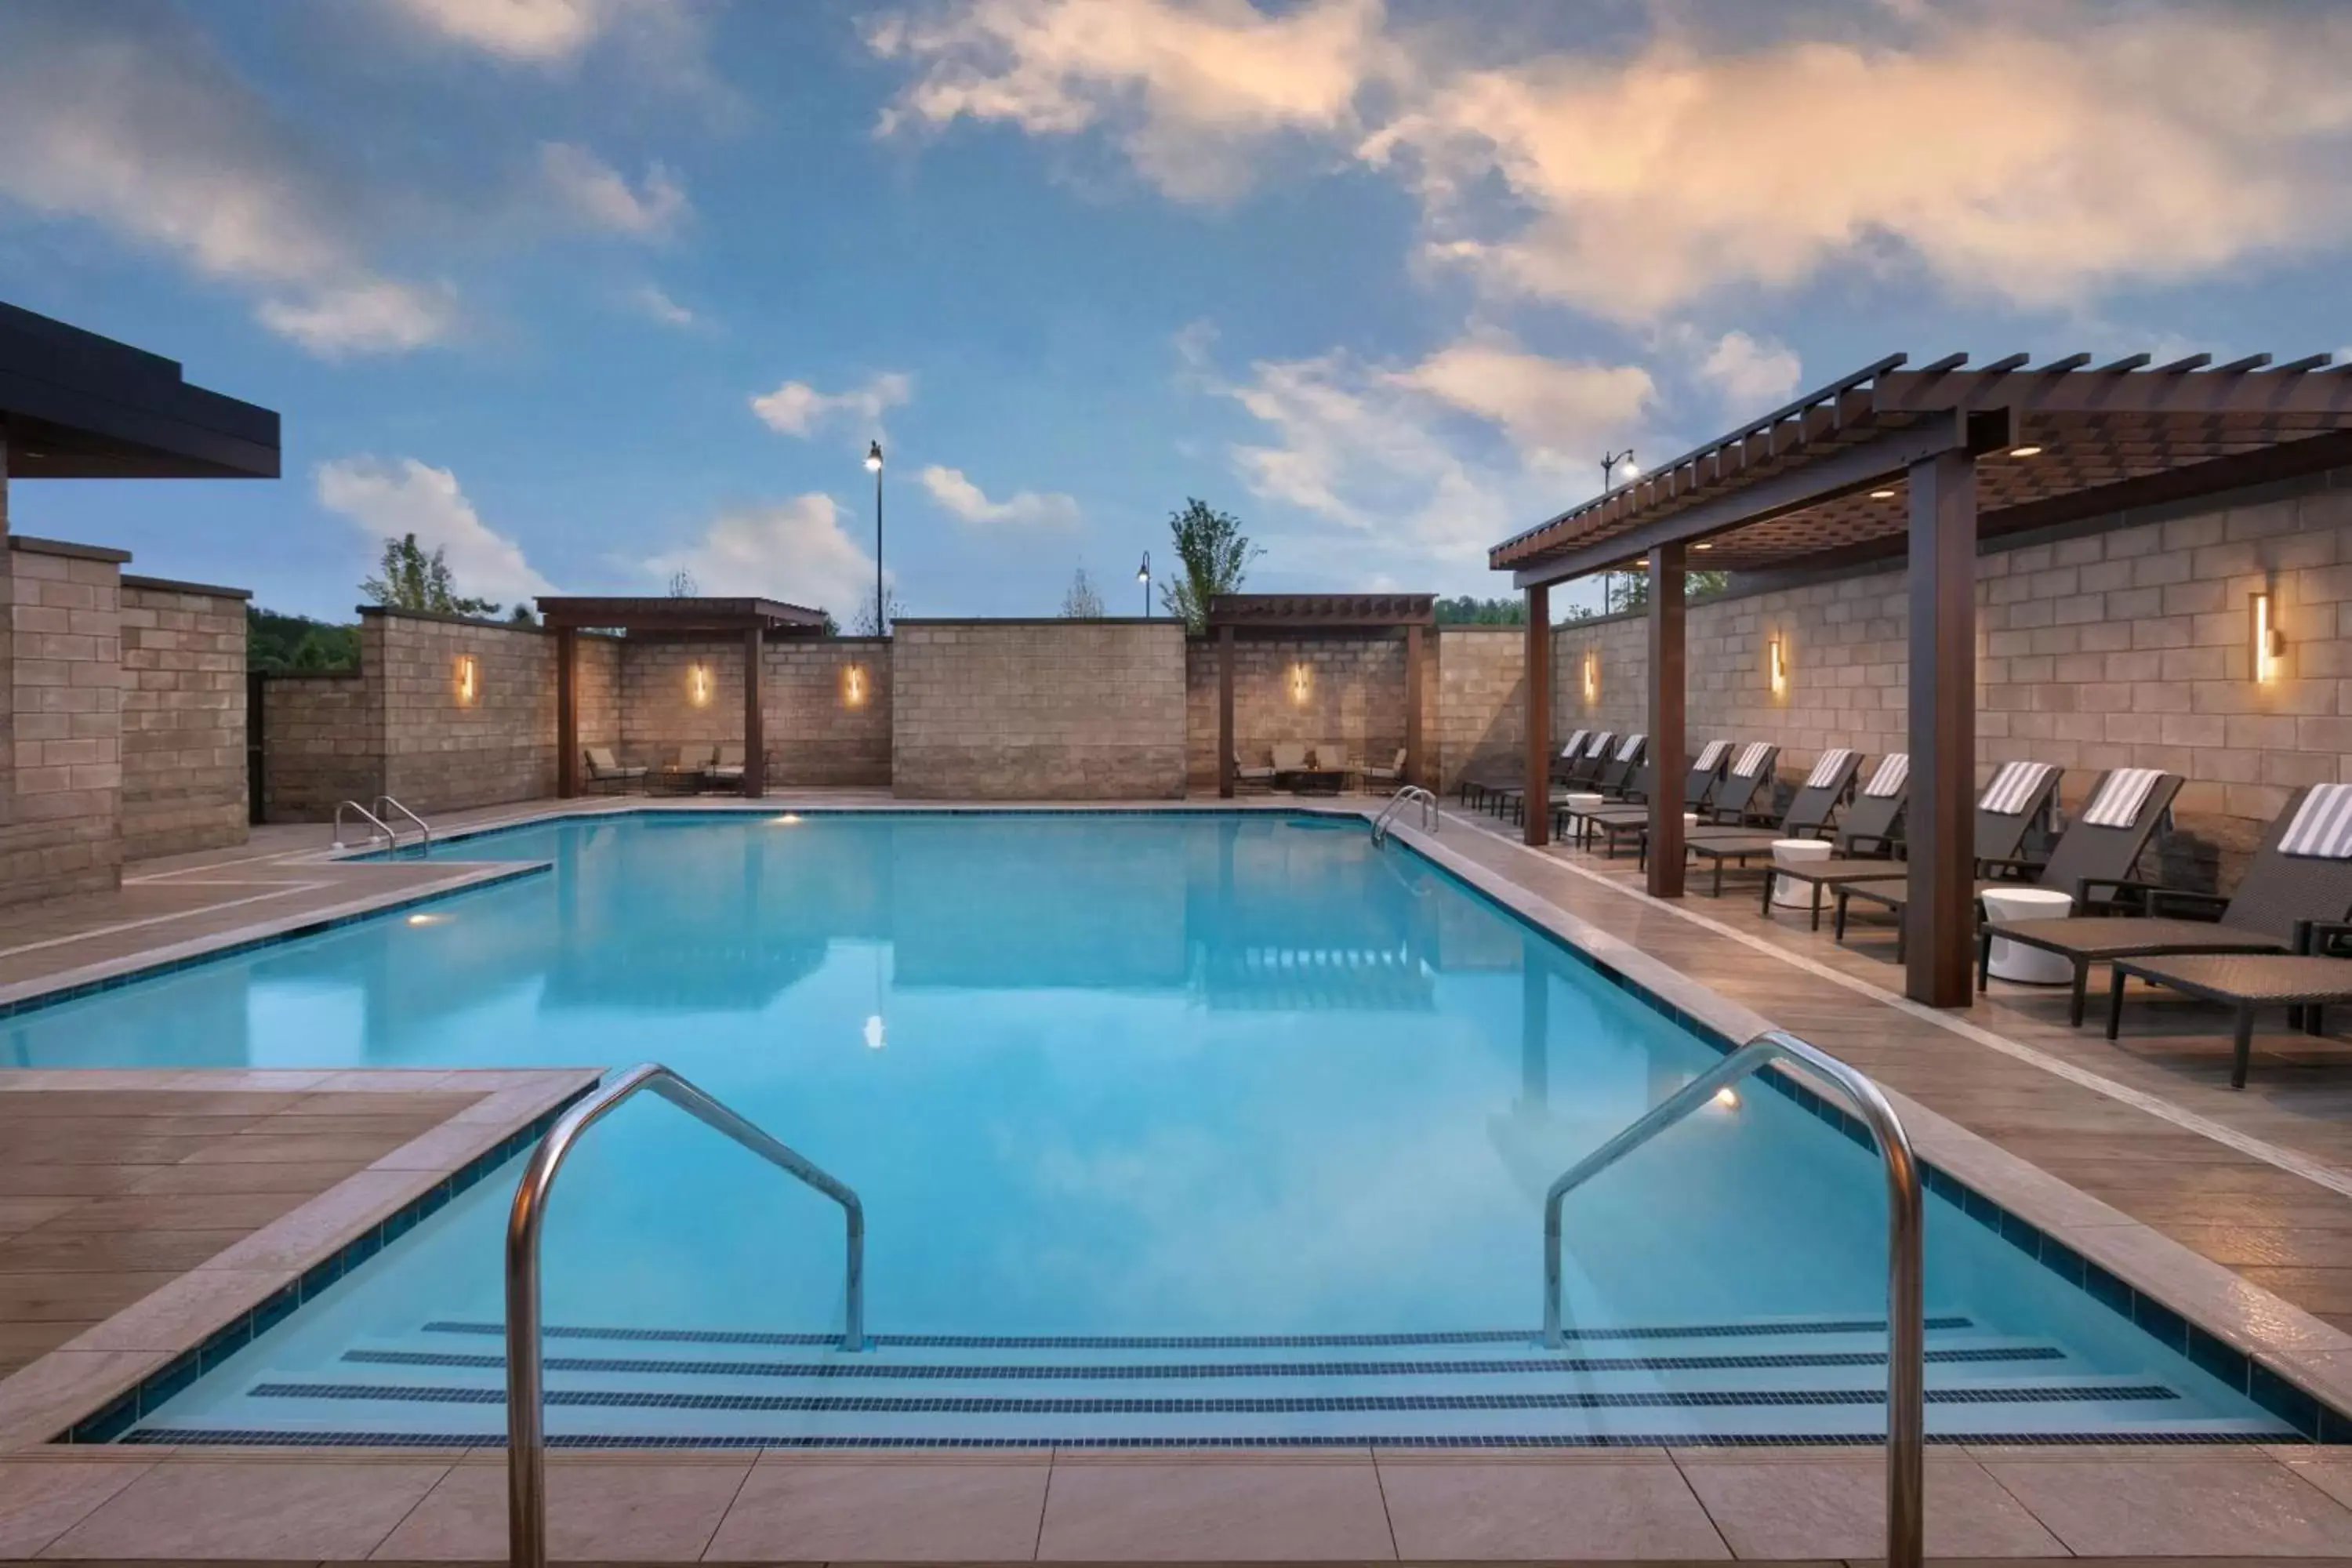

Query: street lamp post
[[1137, 553, 1151, 618], [865, 441, 884, 633]]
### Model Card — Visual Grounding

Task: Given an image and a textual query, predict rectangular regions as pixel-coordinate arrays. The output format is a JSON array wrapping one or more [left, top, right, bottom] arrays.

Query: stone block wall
[[119, 576, 249, 861], [1, 536, 127, 904], [370, 610, 562, 811], [1432, 627, 1526, 792], [576, 634, 621, 757], [260, 672, 379, 822], [1544, 470, 2352, 887], [1183, 635, 1416, 790], [767, 637, 890, 786], [893, 619, 1186, 798], [619, 637, 742, 764]]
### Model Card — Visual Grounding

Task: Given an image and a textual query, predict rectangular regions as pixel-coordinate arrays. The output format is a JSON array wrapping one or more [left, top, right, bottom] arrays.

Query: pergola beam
[[1646, 546, 1686, 899], [1906, 448, 1979, 1007], [1523, 583, 1550, 848]]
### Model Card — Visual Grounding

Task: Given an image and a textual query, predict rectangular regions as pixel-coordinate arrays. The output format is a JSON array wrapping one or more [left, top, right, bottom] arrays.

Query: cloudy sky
[[2, 0, 2347, 622]]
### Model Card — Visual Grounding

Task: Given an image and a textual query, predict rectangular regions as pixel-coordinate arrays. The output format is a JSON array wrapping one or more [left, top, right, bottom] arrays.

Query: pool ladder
[[1370, 785, 1438, 844], [505, 1063, 865, 1568], [331, 795, 433, 855], [1544, 1028, 1924, 1568]]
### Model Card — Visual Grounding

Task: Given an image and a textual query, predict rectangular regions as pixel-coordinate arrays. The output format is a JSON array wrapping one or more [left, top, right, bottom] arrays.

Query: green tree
[[247, 608, 360, 673], [1603, 568, 1731, 614], [1158, 498, 1261, 632], [1432, 595, 1526, 626], [361, 533, 500, 618], [1060, 564, 1105, 619]]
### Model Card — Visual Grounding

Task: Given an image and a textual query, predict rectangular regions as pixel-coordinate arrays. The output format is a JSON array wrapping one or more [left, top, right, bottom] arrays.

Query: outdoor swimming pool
[[5, 811, 2306, 1444]]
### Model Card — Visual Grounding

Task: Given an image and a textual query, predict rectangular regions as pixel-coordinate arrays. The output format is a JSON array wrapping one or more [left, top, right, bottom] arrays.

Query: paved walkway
[[1444, 807, 2352, 1338]]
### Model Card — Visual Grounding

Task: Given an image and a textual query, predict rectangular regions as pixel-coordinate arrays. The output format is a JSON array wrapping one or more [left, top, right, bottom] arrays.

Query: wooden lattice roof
[[534, 596, 829, 633], [1207, 593, 1436, 631], [1494, 353, 2352, 582]]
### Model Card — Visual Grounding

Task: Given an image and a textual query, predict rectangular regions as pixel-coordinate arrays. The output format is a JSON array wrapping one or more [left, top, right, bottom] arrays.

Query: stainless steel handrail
[[1541, 1028, 1923, 1568], [1371, 785, 1438, 844], [506, 1063, 866, 1568], [332, 800, 394, 851], [372, 795, 433, 855]]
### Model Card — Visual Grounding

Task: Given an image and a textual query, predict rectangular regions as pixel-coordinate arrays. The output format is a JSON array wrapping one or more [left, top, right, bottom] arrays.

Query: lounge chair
[[1501, 731, 1613, 823], [1569, 740, 1733, 856], [583, 745, 648, 794], [1233, 752, 1277, 789], [1270, 742, 1309, 776], [1699, 742, 1780, 827], [1363, 748, 1408, 787], [1762, 753, 1912, 926], [1994, 783, 2352, 1033], [1594, 733, 1650, 799], [1684, 747, 1864, 896], [706, 743, 747, 789], [1829, 760, 2074, 955], [2109, 949, 2352, 1090]]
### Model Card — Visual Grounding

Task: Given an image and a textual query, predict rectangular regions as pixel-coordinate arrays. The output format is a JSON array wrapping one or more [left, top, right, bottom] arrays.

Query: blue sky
[[1, 0, 2347, 624]]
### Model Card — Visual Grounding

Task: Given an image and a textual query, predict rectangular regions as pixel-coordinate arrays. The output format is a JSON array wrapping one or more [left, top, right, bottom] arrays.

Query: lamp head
[[1137, 552, 1150, 583], [865, 441, 884, 473]]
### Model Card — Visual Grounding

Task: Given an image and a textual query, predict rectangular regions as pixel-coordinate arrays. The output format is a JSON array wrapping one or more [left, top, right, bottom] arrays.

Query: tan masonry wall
[[370, 610, 563, 812], [1431, 627, 1526, 793], [614, 636, 888, 783], [893, 619, 1186, 798], [1183, 635, 1414, 791], [260, 672, 379, 822], [1, 536, 126, 905], [1546, 471, 2352, 887], [118, 577, 249, 861]]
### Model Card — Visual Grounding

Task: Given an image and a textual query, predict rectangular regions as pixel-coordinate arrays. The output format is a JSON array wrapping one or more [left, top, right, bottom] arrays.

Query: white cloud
[[750, 374, 914, 438], [1693, 330, 1802, 410], [539, 142, 690, 238], [384, 0, 615, 62], [869, 0, 1397, 201], [919, 465, 1080, 528], [873, 2, 2352, 316], [0, 3, 454, 358], [1388, 335, 1653, 470], [641, 495, 878, 621], [316, 457, 557, 606], [627, 282, 699, 328]]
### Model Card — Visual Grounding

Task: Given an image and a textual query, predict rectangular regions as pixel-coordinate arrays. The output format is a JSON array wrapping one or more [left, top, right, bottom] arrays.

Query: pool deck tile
[[1674, 1454, 2062, 1559], [1377, 1456, 1730, 1560], [1036, 1458, 1397, 1561], [39, 1456, 453, 1560], [704, 1456, 1047, 1563], [1980, 1454, 2352, 1555], [0, 1455, 156, 1557], [375, 1456, 755, 1562]]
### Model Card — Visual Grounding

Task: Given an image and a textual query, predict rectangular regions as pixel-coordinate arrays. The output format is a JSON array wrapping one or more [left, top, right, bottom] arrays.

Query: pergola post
[[1523, 583, 1550, 847], [1403, 622, 1425, 790], [1217, 625, 1238, 797], [555, 626, 579, 799], [742, 625, 766, 798], [1646, 546, 1686, 898], [1906, 448, 1978, 1007]]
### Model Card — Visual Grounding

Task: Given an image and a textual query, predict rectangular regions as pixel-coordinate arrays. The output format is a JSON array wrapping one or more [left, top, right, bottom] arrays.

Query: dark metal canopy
[[0, 301, 279, 479], [535, 596, 829, 634], [1207, 593, 1436, 632], [1496, 352, 2352, 584]]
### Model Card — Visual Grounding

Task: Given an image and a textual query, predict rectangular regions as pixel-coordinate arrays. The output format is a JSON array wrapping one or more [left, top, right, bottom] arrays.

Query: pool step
[[126, 1312, 2299, 1446]]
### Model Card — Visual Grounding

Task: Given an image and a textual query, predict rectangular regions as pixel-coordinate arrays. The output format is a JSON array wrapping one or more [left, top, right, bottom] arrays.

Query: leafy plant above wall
[[248, 607, 358, 672]]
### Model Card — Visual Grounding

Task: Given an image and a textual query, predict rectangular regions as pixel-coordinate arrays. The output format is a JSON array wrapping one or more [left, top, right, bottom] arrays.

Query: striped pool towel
[[1804, 749, 1858, 791], [1863, 754, 1910, 798], [1694, 740, 1730, 771], [1559, 728, 1589, 760], [1617, 733, 1646, 761], [1980, 760, 2056, 815], [1732, 742, 1773, 778], [2281, 783, 2352, 859], [2082, 768, 2165, 829], [1586, 731, 1616, 758]]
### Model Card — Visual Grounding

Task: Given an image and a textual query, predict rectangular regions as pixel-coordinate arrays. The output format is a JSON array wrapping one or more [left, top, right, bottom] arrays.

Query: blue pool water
[[5, 811, 2299, 1444]]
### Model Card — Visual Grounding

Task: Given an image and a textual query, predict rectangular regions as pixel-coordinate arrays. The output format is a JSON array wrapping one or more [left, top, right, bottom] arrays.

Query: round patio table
[[1981, 885, 2074, 983], [1770, 838, 1831, 909]]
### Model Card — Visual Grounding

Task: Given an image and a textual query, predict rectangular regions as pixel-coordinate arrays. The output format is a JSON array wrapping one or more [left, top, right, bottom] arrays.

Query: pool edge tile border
[[1385, 812, 2352, 1444], [0, 1067, 603, 1454]]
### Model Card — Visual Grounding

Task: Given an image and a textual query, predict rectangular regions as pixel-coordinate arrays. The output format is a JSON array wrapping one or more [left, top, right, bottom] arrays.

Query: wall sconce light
[[1581, 649, 1598, 702], [455, 655, 478, 706], [2252, 591, 2285, 682], [843, 664, 866, 708], [1289, 662, 1312, 705], [689, 662, 711, 706], [1768, 636, 1787, 695]]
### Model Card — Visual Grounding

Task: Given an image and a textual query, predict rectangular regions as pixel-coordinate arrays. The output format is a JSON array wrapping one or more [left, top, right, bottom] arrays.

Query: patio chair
[[1594, 733, 1649, 799], [1501, 731, 1613, 824], [1698, 742, 1780, 826], [1759, 753, 1912, 927], [1993, 783, 2352, 1032], [1363, 748, 1408, 787], [1270, 742, 1309, 775], [1834, 766, 2177, 972], [706, 743, 747, 789], [583, 745, 648, 794], [1233, 752, 1277, 789], [1569, 740, 1733, 857], [2108, 949, 2352, 1090], [1683, 747, 1864, 896]]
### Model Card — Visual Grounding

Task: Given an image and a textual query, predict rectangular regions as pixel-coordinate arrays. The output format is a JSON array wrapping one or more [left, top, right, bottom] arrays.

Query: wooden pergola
[[1493, 351, 2352, 1007], [535, 597, 829, 799], [1210, 593, 1436, 797]]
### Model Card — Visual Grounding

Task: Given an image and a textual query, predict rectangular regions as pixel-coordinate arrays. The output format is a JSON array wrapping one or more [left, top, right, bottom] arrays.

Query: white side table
[[1771, 838, 1832, 908], [1980, 886, 2075, 984], [1563, 792, 1603, 815]]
